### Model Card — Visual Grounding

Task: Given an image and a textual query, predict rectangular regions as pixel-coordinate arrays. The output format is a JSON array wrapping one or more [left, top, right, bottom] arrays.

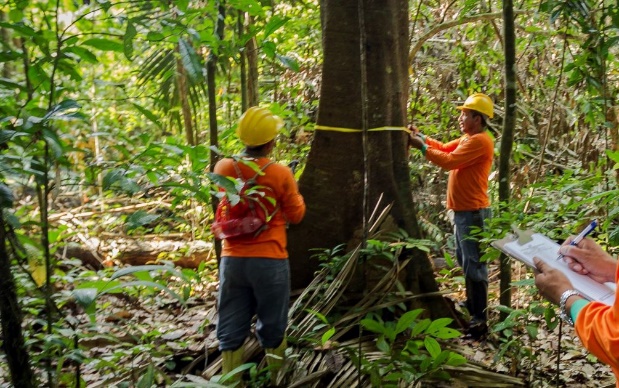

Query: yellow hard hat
[[236, 107, 283, 146], [456, 93, 494, 119]]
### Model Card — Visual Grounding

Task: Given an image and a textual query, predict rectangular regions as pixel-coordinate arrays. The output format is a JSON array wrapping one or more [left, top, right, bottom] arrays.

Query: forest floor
[[58, 251, 616, 387]]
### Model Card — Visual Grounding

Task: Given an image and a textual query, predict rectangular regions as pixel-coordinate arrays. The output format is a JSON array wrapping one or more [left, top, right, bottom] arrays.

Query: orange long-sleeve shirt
[[213, 157, 305, 259], [575, 264, 619, 385], [424, 131, 494, 211]]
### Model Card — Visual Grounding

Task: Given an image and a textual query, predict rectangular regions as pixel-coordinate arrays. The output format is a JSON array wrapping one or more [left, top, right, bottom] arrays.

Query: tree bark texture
[[499, 0, 517, 317], [0, 216, 36, 387], [288, 0, 453, 319]]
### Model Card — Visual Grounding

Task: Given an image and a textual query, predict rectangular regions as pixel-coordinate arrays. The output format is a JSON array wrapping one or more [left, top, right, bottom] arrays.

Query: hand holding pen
[[556, 219, 597, 261]]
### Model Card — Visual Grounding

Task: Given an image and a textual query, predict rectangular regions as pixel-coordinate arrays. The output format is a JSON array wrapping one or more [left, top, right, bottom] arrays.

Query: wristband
[[420, 143, 427, 155], [559, 289, 581, 326]]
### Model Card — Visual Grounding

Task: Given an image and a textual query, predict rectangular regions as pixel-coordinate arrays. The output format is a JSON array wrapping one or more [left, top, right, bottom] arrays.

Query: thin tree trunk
[[245, 14, 259, 107], [499, 0, 517, 319], [237, 11, 248, 112], [208, 2, 225, 262], [177, 51, 195, 145]]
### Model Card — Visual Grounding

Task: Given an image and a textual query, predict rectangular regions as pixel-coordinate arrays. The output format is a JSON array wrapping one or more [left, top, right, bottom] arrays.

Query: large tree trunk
[[288, 0, 454, 319]]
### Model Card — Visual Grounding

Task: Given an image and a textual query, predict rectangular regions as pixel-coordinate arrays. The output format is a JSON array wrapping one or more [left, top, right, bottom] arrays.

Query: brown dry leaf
[[104, 310, 133, 322]]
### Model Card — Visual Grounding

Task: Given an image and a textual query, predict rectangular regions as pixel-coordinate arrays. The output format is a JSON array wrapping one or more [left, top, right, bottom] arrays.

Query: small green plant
[[491, 279, 558, 377], [353, 309, 466, 386]]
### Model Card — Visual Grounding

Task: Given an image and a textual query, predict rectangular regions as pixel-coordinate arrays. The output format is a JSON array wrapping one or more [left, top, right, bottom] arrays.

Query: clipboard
[[492, 227, 615, 306]]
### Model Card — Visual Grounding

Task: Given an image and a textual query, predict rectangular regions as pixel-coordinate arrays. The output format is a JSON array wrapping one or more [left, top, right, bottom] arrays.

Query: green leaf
[[82, 38, 123, 52], [125, 210, 160, 231], [263, 16, 289, 39], [44, 99, 81, 120], [0, 21, 36, 37], [0, 183, 15, 208], [73, 288, 98, 309], [360, 318, 386, 334], [276, 54, 299, 72], [102, 169, 124, 190], [132, 103, 162, 128], [124, 20, 137, 60], [446, 353, 467, 366], [178, 38, 204, 82], [262, 41, 276, 59], [321, 327, 335, 345], [432, 349, 450, 368], [146, 31, 165, 42], [395, 309, 423, 335], [109, 264, 187, 281], [137, 364, 155, 388], [424, 337, 441, 359], [63, 46, 98, 64], [207, 173, 238, 194], [426, 317, 452, 335]]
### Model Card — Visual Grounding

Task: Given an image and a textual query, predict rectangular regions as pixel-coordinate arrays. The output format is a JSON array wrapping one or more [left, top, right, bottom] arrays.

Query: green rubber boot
[[221, 347, 244, 385], [265, 339, 287, 386]]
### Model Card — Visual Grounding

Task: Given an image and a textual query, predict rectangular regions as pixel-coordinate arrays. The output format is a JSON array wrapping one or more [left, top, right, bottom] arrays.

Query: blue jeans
[[454, 208, 491, 322], [217, 257, 290, 351]]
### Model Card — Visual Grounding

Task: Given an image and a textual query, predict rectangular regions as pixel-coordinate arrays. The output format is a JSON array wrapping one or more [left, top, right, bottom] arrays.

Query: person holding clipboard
[[534, 220, 619, 386]]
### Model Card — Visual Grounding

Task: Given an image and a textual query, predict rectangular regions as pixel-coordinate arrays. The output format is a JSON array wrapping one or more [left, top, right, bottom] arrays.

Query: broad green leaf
[[82, 38, 123, 52], [73, 288, 99, 309], [262, 41, 276, 59], [0, 21, 36, 36], [229, 0, 264, 16], [376, 336, 390, 353], [103, 169, 124, 190], [0, 50, 22, 62], [321, 327, 335, 345], [360, 318, 385, 334], [0, 183, 15, 208], [125, 210, 161, 231], [44, 99, 81, 119], [0, 77, 25, 90], [263, 16, 289, 39], [446, 353, 467, 366], [42, 128, 65, 159], [124, 20, 137, 60], [63, 46, 98, 63], [395, 309, 423, 335], [411, 318, 431, 336], [147, 31, 165, 41], [424, 336, 441, 358], [276, 54, 300, 72], [426, 317, 452, 335], [525, 324, 539, 339], [137, 364, 155, 388], [207, 173, 238, 194], [435, 327, 461, 339], [432, 349, 450, 368]]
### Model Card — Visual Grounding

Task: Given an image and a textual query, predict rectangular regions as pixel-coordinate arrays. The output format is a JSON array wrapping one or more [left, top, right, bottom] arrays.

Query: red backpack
[[211, 161, 277, 240]]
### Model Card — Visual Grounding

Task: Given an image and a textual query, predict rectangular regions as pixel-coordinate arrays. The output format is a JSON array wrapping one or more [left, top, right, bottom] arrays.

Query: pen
[[556, 219, 598, 261]]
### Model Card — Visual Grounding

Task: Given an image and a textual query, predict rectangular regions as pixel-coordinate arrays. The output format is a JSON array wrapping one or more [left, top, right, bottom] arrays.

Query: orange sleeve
[[425, 135, 490, 171], [574, 264, 619, 379], [425, 137, 460, 153]]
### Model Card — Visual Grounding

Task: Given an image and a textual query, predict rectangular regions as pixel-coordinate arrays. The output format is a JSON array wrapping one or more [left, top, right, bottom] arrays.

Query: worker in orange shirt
[[409, 93, 495, 339], [534, 237, 619, 386], [213, 107, 306, 385]]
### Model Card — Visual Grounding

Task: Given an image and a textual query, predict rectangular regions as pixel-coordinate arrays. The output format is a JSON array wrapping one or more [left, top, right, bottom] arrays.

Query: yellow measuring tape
[[313, 125, 412, 133]]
